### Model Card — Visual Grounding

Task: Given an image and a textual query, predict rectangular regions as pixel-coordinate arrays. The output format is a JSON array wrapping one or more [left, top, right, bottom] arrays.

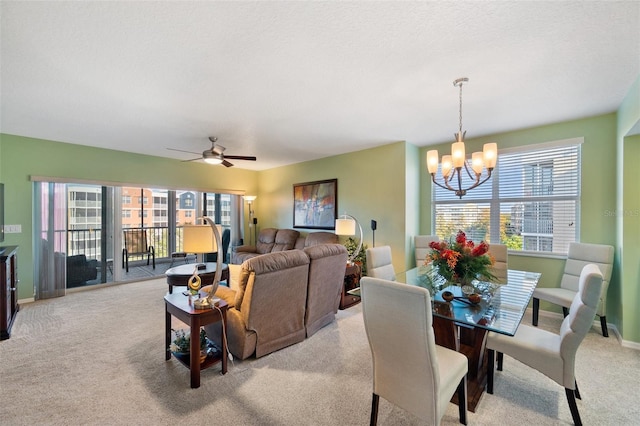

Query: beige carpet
[[1, 278, 638, 425]]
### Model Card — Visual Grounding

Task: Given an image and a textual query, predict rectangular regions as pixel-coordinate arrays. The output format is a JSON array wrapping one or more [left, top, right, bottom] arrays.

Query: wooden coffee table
[[165, 291, 228, 388], [165, 262, 229, 294]]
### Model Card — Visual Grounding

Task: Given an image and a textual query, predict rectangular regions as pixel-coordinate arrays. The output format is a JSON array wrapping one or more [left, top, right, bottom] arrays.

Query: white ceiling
[[1, 1, 639, 171]]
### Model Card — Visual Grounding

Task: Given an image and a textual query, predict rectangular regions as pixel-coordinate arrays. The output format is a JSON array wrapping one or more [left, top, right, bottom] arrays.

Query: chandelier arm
[[464, 168, 494, 192], [430, 174, 455, 192], [463, 160, 478, 180]]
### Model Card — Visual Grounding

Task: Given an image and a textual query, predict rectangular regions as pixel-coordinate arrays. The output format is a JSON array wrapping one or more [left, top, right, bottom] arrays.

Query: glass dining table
[[394, 266, 541, 412]]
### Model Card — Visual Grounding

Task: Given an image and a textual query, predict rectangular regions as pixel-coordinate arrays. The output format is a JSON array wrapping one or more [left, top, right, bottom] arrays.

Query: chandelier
[[426, 78, 497, 198]]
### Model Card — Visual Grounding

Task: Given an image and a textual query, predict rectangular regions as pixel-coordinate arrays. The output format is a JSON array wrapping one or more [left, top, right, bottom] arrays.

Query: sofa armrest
[[234, 245, 257, 253]]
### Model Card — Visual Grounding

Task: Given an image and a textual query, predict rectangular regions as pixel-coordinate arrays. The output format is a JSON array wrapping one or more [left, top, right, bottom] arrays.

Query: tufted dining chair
[[532, 242, 614, 336], [414, 235, 440, 267], [488, 243, 508, 284], [365, 246, 396, 281], [361, 277, 468, 425], [486, 263, 603, 426]]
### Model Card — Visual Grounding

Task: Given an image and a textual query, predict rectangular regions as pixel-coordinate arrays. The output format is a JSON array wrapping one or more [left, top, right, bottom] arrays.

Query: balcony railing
[[58, 225, 229, 263]]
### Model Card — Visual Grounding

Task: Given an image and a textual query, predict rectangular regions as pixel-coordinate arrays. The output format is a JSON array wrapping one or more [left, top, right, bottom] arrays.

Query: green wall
[[0, 134, 258, 299], [257, 141, 415, 273], [617, 74, 640, 343]]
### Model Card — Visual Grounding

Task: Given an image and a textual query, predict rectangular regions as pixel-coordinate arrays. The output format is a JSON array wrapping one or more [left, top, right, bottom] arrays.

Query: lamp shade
[[243, 195, 257, 202], [183, 224, 219, 253], [335, 218, 356, 236]]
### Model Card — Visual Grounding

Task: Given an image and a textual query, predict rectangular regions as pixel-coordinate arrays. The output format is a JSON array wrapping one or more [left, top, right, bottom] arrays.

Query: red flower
[[455, 231, 466, 245], [472, 241, 489, 256]]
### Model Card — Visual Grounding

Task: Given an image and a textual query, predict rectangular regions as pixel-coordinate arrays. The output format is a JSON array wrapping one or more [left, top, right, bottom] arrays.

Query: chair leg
[[497, 352, 504, 371], [487, 349, 495, 394], [370, 393, 379, 426], [574, 380, 581, 400], [457, 377, 468, 425], [565, 388, 583, 426], [562, 307, 569, 317], [599, 316, 609, 337], [532, 297, 539, 326]]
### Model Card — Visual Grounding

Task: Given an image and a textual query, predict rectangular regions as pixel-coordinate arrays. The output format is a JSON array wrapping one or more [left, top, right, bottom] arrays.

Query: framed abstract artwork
[[293, 179, 337, 229]]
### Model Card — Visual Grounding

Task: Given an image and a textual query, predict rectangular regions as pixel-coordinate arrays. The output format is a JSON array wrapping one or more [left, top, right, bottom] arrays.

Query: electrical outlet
[[4, 224, 22, 233]]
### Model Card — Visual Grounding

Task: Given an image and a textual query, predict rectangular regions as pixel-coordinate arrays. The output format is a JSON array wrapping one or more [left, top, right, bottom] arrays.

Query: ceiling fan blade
[[222, 159, 234, 168], [167, 147, 201, 155], [182, 157, 203, 162], [224, 155, 257, 161]]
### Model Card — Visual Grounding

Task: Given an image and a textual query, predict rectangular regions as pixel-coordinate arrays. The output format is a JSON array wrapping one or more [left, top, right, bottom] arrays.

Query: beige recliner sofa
[[206, 243, 348, 360], [231, 228, 338, 264]]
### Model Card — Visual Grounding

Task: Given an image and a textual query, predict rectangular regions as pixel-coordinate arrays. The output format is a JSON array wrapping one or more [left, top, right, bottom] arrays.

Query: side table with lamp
[[165, 217, 229, 388], [335, 213, 364, 309]]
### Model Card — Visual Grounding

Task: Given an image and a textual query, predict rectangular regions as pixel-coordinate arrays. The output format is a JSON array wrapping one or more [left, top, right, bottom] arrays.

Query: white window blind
[[433, 139, 581, 255]]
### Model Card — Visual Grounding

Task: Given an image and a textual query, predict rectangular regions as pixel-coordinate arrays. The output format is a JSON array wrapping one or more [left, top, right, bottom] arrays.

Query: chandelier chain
[[458, 80, 463, 136]]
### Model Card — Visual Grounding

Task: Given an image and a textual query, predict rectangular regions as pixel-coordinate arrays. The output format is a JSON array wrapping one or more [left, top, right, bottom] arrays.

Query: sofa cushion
[[303, 244, 348, 337], [234, 249, 310, 309], [255, 228, 278, 254], [304, 231, 339, 247], [271, 229, 300, 252]]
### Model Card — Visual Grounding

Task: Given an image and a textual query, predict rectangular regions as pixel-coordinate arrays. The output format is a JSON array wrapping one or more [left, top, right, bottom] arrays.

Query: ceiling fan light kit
[[167, 136, 256, 167]]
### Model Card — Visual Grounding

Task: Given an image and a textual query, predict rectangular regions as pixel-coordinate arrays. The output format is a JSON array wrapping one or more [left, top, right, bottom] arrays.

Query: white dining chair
[[361, 276, 468, 425], [414, 235, 439, 267], [365, 246, 396, 281], [488, 243, 508, 284], [532, 242, 614, 336], [486, 263, 603, 426]]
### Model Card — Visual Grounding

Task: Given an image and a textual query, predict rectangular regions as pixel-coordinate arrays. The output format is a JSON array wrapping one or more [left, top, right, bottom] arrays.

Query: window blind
[[433, 139, 581, 255]]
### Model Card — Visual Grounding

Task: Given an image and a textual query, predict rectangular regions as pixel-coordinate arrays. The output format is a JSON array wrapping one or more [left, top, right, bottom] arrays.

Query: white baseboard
[[526, 307, 640, 350]]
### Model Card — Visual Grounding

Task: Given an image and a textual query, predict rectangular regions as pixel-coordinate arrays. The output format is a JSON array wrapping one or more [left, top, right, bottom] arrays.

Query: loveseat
[[231, 228, 338, 264], [205, 243, 348, 360]]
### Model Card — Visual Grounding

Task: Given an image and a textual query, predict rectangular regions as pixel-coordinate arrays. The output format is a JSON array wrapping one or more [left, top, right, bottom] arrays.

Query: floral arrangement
[[428, 230, 495, 285], [170, 328, 207, 354]]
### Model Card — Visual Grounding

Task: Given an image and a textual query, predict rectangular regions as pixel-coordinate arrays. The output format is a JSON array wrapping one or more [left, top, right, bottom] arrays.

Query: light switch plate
[[4, 224, 22, 233]]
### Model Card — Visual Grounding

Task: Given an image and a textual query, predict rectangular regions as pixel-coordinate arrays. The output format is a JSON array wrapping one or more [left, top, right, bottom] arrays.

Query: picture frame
[[293, 179, 337, 229]]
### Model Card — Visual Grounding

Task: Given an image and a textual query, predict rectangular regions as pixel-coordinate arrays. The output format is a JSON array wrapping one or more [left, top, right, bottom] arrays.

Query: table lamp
[[182, 217, 223, 309], [335, 212, 363, 265]]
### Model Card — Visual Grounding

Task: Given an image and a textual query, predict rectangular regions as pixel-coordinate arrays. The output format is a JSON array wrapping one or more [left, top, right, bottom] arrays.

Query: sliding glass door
[[33, 180, 244, 298]]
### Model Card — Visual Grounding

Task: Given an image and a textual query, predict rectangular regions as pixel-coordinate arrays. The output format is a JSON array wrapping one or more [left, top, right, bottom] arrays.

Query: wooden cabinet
[[1, 246, 19, 340], [340, 263, 361, 310]]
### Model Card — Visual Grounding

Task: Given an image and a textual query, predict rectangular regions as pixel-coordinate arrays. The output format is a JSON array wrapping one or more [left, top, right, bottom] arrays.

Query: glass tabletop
[[396, 266, 541, 336]]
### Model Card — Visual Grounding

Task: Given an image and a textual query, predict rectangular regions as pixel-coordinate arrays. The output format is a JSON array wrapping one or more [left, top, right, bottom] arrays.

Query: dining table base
[[433, 313, 489, 412]]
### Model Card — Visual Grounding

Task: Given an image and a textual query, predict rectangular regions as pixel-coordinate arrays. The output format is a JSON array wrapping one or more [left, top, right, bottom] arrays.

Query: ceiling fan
[[167, 137, 257, 167]]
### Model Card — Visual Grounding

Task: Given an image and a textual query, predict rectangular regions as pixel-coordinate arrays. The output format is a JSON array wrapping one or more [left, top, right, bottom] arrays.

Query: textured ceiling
[[1, 1, 639, 171]]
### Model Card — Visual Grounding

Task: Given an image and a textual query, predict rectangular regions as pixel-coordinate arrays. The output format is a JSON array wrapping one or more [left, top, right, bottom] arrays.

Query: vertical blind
[[433, 139, 582, 255]]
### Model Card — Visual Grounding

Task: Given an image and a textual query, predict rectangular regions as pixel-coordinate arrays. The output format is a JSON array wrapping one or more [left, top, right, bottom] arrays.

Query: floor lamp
[[243, 195, 257, 245], [182, 217, 223, 309], [335, 213, 363, 265]]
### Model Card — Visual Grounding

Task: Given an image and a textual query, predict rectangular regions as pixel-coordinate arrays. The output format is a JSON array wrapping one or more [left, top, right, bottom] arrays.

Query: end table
[[165, 292, 228, 388], [340, 263, 361, 310]]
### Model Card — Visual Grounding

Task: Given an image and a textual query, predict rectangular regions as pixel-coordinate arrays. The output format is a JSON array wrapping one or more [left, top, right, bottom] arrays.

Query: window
[[433, 139, 581, 255]]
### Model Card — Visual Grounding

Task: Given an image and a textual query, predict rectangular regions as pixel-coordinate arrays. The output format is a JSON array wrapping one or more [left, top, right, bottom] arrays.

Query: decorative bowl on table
[[442, 291, 455, 302], [467, 293, 482, 304]]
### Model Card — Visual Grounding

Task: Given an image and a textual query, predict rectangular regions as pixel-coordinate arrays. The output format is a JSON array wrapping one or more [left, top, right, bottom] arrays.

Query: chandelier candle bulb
[[441, 155, 453, 177], [471, 152, 484, 174], [427, 150, 439, 174], [451, 141, 465, 168], [483, 143, 497, 169]]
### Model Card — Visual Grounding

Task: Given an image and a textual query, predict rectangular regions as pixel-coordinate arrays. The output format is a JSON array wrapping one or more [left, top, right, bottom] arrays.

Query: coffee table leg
[[190, 317, 201, 388]]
